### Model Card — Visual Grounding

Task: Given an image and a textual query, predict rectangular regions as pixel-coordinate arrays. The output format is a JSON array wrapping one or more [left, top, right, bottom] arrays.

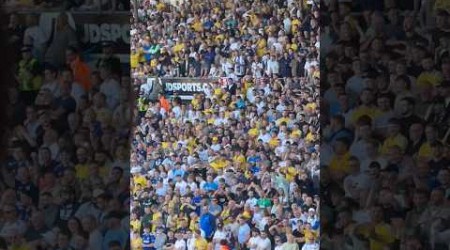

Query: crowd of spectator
[[0, 10, 131, 250], [321, 0, 450, 249], [131, 0, 321, 250], [130, 0, 320, 79]]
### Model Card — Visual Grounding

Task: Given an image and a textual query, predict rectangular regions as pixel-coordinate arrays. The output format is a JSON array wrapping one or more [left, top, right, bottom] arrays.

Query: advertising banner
[[160, 78, 219, 100], [16, 11, 130, 64], [70, 12, 130, 55]]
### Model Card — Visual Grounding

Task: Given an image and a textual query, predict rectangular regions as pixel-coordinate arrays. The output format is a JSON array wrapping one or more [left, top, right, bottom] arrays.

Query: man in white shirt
[[174, 231, 186, 250], [246, 87, 256, 104], [229, 37, 241, 51], [23, 14, 48, 62], [247, 230, 260, 250], [283, 15, 292, 34], [256, 231, 272, 250], [140, 78, 155, 99], [209, 64, 220, 77], [172, 103, 182, 119], [99, 63, 121, 110], [186, 231, 196, 250], [60, 67, 85, 107], [266, 55, 279, 76], [221, 58, 233, 76], [41, 66, 61, 98], [212, 222, 227, 250], [234, 51, 245, 77], [343, 156, 370, 199], [211, 138, 221, 151], [245, 190, 258, 208], [302, 235, 319, 250], [257, 128, 271, 143], [174, 175, 188, 196], [251, 56, 264, 78]]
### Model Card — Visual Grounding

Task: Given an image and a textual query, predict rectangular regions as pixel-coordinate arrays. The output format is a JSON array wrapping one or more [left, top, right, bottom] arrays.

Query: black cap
[[21, 46, 32, 53], [368, 161, 381, 169]]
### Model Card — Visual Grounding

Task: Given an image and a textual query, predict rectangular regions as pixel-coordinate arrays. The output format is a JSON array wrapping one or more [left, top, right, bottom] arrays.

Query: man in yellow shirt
[[329, 137, 352, 178], [131, 48, 141, 69], [74, 147, 91, 181], [361, 206, 396, 250], [268, 131, 280, 148], [380, 119, 408, 155], [418, 125, 440, 159], [194, 229, 208, 250]]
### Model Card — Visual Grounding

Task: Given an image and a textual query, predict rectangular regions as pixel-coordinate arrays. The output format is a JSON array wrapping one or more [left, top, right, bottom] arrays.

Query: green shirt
[[257, 198, 272, 208]]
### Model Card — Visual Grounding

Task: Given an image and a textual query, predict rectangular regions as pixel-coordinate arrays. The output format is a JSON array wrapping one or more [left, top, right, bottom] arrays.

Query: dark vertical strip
[[321, 0, 450, 249]]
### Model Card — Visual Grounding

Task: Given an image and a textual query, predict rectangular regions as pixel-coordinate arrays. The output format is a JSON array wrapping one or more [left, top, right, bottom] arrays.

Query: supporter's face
[[399, 100, 412, 115], [66, 50, 76, 63], [376, 97, 390, 110], [351, 60, 361, 73], [358, 125, 371, 138], [339, 24, 350, 39], [44, 70, 56, 81], [395, 63, 406, 75], [370, 207, 383, 221], [22, 50, 32, 60], [432, 145, 444, 157], [422, 58, 434, 70], [76, 149, 88, 163], [413, 193, 428, 207], [412, 48, 426, 62], [100, 67, 111, 79], [333, 141, 347, 154], [442, 62, 450, 76], [2, 206, 16, 220], [409, 124, 423, 140], [438, 170, 450, 185], [425, 127, 437, 141], [430, 190, 444, 205], [387, 124, 400, 136], [68, 219, 79, 233], [387, 146, 403, 163], [360, 90, 372, 104], [81, 217, 92, 231], [60, 81, 71, 95], [57, 234, 70, 248]]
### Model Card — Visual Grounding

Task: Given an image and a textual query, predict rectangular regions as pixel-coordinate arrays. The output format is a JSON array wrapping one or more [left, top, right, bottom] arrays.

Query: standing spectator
[[16, 46, 42, 105], [44, 12, 78, 68]]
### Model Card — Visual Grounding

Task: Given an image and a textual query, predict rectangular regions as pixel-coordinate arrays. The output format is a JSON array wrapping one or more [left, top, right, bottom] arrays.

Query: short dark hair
[[400, 96, 416, 106], [395, 75, 411, 89], [331, 114, 345, 125], [108, 240, 122, 248]]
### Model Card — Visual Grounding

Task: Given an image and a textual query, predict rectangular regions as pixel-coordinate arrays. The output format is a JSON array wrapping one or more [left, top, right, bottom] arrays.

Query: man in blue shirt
[[199, 206, 216, 240], [142, 226, 156, 250], [202, 175, 218, 192], [237, 216, 251, 248], [102, 212, 128, 250]]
